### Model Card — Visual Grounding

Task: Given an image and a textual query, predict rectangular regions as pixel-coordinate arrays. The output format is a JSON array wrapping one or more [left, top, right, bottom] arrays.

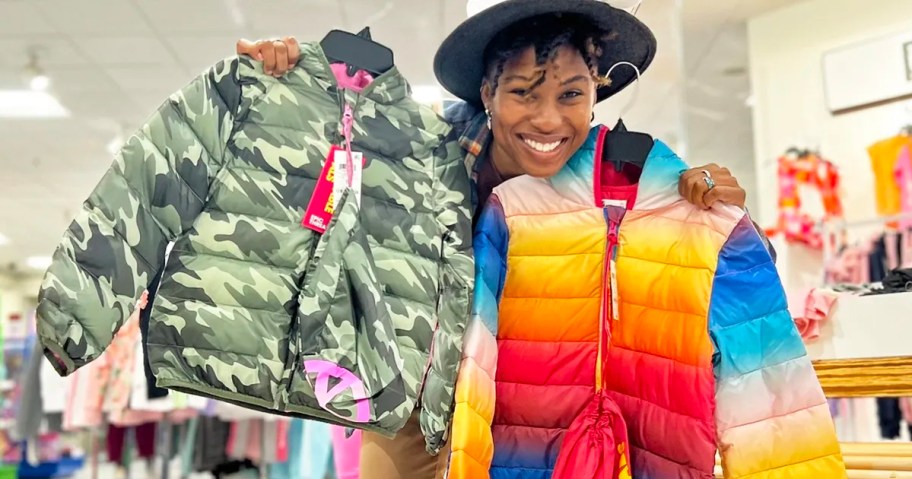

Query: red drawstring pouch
[[552, 391, 631, 479]]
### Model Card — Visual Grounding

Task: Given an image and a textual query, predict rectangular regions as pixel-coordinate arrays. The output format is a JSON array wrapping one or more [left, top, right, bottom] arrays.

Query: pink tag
[[302, 146, 340, 233]]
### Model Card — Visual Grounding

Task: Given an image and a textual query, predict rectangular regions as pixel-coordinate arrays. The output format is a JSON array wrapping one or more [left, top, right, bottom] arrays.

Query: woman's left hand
[[678, 164, 747, 210]]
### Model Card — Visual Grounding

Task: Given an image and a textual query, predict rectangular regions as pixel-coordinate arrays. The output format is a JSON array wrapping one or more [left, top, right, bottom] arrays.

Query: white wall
[[748, 0, 912, 290], [749, 0, 912, 225]]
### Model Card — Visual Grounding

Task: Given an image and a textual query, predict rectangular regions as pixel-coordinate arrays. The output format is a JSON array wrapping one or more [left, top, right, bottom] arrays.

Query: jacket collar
[[548, 125, 690, 211], [297, 42, 410, 105]]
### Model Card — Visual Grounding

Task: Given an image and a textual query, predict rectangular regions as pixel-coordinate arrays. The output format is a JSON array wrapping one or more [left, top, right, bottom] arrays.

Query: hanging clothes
[[895, 145, 912, 228], [35, 41, 474, 450], [331, 426, 360, 479], [876, 398, 904, 439], [139, 265, 169, 400], [867, 134, 912, 216], [270, 420, 334, 479], [193, 417, 232, 473], [773, 150, 843, 249], [106, 422, 157, 464], [13, 342, 45, 441]]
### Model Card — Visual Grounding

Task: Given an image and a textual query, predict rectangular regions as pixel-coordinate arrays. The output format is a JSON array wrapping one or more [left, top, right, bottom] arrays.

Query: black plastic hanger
[[320, 27, 394, 76], [603, 119, 653, 172], [599, 61, 653, 172]]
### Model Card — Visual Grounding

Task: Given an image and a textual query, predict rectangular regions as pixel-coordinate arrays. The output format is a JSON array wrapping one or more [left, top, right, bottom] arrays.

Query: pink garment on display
[[900, 398, 912, 425], [246, 420, 262, 463], [894, 145, 912, 229], [788, 288, 839, 342], [64, 295, 148, 430], [903, 229, 912, 268], [63, 358, 107, 430], [885, 231, 901, 271], [330, 63, 374, 92], [787, 288, 811, 320], [827, 243, 873, 285], [110, 409, 163, 428], [802, 289, 840, 342], [105, 307, 165, 427], [166, 408, 198, 424], [330, 426, 360, 479], [275, 420, 289, 463]]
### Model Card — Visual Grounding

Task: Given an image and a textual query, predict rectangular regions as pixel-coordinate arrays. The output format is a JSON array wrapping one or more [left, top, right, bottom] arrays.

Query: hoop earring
[[591, 112, 595, 123], [485, 108, 493, 129]]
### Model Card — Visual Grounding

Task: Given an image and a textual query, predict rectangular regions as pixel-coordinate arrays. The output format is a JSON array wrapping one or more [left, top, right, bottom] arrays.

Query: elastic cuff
[[40, 340, 76, 376]]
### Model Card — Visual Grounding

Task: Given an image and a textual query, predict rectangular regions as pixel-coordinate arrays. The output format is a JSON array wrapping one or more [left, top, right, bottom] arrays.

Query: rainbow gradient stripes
[[445, 126, 845, 479], [446, 196, 506, 479]]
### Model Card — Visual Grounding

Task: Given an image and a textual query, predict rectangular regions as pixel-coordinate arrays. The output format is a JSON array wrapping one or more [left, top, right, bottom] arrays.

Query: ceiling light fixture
[[24, 49, 51, 92], [0, 233, 9, 246], [0, 90, 69, 118], [26, 256, 52, 270]]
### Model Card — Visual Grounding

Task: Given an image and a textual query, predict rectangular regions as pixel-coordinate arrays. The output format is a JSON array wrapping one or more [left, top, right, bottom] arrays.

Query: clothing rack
[[821, 212, 912, 265]]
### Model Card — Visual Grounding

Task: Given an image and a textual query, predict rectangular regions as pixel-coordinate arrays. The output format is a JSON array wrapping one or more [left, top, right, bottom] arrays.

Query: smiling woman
[[480, 14, 610, 179]]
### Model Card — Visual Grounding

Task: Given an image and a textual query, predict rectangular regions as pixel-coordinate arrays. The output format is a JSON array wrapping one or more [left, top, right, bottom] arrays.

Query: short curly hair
[[483, 13, 615, 94]]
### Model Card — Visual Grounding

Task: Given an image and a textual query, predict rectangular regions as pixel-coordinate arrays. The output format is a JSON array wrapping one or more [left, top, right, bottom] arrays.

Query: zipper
[[341, 102, 355, 188], [597, 199, 622, 392]]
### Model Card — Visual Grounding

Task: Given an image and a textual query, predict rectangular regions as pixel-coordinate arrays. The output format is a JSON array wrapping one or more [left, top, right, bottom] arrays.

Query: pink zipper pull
[[342, 104, 354, 145], [341, 104, 355, 188]]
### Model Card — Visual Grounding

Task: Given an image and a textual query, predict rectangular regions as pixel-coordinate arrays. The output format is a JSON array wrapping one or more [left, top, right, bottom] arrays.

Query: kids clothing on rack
[[867, 135, 912, 217], [773, 151, 843, 249], [268, 419, 334, 479], [106, 422, 156, 464], [895, 146, 912, 228]]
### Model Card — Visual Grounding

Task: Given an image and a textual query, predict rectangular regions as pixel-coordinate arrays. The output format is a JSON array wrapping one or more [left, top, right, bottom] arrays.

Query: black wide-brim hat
[[433, 0, 657, 106]]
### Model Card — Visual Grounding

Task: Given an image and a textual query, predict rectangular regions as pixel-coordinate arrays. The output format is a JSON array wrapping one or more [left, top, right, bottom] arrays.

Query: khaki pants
[[360, 413, 450, 479]]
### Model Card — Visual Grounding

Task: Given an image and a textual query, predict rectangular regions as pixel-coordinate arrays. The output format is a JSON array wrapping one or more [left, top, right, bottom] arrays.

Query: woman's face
[[482, 45, 596, 178]]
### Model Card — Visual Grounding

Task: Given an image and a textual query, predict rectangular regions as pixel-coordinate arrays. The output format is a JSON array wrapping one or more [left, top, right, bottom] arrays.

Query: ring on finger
[[703, 176, 715, 190], [701, 169, 715, 190]]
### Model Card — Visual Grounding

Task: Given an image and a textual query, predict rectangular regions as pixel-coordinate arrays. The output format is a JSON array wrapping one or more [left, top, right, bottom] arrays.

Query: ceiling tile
[[54, 88, 139, 120], [0, 36, 89, 70], [35, 0, 152, 35], [0, 2, 59, 36], [163, 35, 245, 73], [134, 0, 245, 34], [41, 66, 119, 92], [128, 91, 176, 114], [72, 36, 177, 66], [243, 0, 340, 36], [105, 64, 192, 95]]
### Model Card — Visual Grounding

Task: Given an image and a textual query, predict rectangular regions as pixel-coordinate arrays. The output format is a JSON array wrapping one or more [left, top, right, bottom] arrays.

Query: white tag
[[610, 258, 619, 321], [333, 150, 363, 207]]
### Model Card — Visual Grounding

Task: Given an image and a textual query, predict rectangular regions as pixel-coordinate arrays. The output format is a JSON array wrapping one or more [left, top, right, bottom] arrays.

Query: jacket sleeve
[[446, 194, 507, 479], [36, 58, 241, 376], [419, 132, 477, 453], [710, 215, 845, 478]]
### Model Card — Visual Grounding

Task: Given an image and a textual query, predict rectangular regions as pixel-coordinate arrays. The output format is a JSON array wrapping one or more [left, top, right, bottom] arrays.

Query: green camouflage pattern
[[36, 42, 474, 447]]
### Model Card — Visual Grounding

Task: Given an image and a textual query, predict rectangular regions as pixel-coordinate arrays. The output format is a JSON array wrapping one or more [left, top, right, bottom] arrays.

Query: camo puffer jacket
[[36, 42, 474, 451]]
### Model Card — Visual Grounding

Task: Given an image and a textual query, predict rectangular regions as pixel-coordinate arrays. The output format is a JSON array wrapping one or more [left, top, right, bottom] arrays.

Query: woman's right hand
[[236, 37, 300, 77]]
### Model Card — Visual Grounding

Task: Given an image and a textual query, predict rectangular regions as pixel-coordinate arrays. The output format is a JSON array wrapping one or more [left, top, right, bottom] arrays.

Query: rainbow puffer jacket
[[445, 126, 845, 479]]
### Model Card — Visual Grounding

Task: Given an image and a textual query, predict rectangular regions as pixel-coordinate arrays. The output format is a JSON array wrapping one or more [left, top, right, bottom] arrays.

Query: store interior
[[1, 0, 912, 478]]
